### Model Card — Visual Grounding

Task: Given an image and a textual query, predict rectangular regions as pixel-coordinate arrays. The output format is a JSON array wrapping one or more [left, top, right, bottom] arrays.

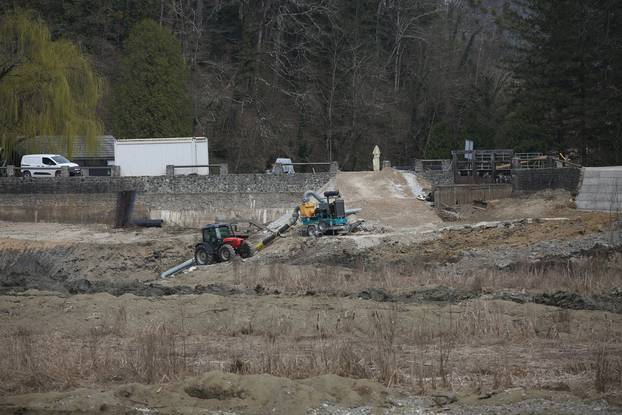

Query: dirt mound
[[0, 371, 389, 415], [335, 169, 441, 229], [454, 188, 582, 222]]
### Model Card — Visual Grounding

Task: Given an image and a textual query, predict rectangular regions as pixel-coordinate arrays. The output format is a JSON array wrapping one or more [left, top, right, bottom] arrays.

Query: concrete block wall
[[576, 167, 622, 212], [512, 167, 581, 193]]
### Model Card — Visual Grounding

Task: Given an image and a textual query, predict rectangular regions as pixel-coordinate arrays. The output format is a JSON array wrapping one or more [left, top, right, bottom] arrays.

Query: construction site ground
[[1, 169, 621, 414]]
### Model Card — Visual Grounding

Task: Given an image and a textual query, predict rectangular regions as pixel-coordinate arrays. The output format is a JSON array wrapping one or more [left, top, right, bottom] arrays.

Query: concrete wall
[[140, 193, 301, 228], [512, 167, 581, 193], [0, 173, 333, 227], [0, 193, 125, 224], [434, 184, 513, 207], [576, 167, 622, 212]]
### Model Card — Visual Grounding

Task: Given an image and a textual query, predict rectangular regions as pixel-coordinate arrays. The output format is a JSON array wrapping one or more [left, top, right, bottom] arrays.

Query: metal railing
[[167, 163, 228, 176], [272, 161, 338, 173]]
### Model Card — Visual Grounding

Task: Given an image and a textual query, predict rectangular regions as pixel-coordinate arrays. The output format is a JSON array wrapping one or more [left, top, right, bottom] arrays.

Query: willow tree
[[0, 10, 103, 157]]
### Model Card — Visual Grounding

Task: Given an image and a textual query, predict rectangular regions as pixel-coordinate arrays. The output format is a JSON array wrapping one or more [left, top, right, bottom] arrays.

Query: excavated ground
[[1, 171, 622, 414]]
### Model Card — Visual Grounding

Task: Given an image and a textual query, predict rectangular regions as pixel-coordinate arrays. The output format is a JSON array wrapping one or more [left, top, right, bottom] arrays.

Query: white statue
[[372, 145, 381, 172]]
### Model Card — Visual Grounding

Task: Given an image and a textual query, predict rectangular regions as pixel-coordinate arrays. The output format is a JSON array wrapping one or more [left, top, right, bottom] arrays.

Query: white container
[[113, 137, 209, 176]]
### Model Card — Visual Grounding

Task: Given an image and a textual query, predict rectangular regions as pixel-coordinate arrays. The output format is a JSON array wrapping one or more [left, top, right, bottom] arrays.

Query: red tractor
[[194, 223, 255, 265]]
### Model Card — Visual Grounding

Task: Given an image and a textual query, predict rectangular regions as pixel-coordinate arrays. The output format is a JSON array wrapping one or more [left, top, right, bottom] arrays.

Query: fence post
[[330, 161, 339, 173], [111, 165, 121, 177], [219, 163, 228, 175], [82, 167, 90, 177], [166, 164, 175, 176]]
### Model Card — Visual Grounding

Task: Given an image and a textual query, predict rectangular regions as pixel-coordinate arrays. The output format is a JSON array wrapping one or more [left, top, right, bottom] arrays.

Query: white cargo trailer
[[114, 137, 209, 176]]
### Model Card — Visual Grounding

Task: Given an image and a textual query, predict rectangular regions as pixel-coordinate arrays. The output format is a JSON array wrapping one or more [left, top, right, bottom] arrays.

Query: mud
[[0, 241, 190, 291], [355, 286, 622, 314], [6, 269, 621, 315], [492, 290, 622, 314]]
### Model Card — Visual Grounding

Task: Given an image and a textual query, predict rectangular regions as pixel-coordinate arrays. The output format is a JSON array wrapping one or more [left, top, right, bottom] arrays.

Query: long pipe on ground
[[255, 206, 300, 251], [160, 258, 194, 279]]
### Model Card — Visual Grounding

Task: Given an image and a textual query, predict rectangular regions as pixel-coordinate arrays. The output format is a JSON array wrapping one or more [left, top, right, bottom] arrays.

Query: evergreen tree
[[112, 19, 191, 139], [0, 10, 102, 155], [505, 0, 622, 165]]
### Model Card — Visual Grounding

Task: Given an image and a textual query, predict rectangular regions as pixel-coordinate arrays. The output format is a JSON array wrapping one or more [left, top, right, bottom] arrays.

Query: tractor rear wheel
[[219, 244, 236, 262], [195, 246, 214, 265], [238, 241, 255, 259]]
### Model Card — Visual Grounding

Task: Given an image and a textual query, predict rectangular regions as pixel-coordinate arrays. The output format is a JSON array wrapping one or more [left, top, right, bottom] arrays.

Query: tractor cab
[[202, 223, 234, 244], [195, 223, 254, 265]]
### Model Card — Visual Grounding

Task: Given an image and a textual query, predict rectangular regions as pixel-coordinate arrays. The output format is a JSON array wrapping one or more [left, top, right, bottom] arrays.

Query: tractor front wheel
[[195, 246, 214, 265], [238, 241, 255, 259], [307, 224, 322, 238], [219, 244, 236, 262]]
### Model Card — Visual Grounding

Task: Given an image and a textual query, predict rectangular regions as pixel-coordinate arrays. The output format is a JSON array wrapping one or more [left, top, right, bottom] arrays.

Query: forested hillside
[[1, 0, 621, 171]]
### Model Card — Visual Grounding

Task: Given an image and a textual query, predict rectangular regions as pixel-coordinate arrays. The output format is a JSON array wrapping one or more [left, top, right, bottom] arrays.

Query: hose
[[302, 190, 325, 204]]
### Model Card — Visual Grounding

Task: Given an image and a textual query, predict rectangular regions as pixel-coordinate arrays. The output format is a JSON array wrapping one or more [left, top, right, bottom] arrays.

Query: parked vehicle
[[269, 158, 295, 174], [20, 154, 81, 177]]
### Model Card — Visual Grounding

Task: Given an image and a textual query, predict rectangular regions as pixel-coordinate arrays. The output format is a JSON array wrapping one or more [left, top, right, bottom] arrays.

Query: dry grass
[[3, 298, 620, 399], [223, 251, 622, 298]]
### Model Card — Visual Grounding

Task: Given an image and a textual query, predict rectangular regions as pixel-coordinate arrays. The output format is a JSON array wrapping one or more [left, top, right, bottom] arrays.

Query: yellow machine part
[[299, 202, 317, 218]]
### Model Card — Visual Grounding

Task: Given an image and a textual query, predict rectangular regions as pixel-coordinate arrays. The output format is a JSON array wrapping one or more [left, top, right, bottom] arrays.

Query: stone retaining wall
[[0, 173, 333, 226], [0, 173, 333, 194]]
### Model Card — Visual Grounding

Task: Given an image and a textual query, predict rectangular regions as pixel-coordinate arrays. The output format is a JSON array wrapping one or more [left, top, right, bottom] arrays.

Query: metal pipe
[[160, 258, 195, 279]]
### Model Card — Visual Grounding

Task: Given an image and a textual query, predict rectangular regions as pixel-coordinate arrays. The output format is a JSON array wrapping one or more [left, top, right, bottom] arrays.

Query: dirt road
[[336, 169, 441, 228]]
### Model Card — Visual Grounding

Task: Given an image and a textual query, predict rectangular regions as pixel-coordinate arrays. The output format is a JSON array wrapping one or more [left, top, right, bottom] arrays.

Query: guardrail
[[272, 161, 338, 173], [166, 163, 228, 176]]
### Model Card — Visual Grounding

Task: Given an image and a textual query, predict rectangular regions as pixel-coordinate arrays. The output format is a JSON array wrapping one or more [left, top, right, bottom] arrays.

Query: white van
[[20, 154, 81, 177]]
